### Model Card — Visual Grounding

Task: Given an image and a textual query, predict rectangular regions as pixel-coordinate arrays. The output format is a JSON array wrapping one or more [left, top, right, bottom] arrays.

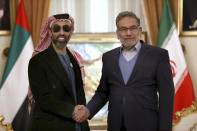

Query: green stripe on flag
[[0, 25, 30, 88], [157, 0, 174, 47]]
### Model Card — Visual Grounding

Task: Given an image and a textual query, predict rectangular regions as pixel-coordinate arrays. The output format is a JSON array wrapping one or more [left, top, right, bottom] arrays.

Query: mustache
[[124, 37, 135, 39], [57, 35, 66, 38]]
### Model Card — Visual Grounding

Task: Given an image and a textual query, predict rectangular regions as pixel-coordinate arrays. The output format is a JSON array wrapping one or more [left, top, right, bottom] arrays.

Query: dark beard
[[54, 42, 67, 49], [51, 35, 69, 49]]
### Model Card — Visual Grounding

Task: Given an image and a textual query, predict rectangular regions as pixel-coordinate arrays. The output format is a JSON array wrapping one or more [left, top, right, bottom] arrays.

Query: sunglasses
[[52, 24, 71, 32]]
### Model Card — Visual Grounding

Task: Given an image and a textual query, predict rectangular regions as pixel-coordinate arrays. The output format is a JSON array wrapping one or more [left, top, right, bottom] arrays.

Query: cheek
[[65, 32, 72, 38], [51, 31, 58, 36], [67, 32, 72, 36], [52, 34, 58, 39], [136, 30, 142, 36], [51, 34, 60, 41], [117, 33, 123, 39]]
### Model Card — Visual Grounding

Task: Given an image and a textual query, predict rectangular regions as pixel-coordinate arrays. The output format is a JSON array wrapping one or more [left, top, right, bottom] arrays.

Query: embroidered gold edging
[[0, 115, 14, 131], [173, 101, 197, 126], [89, 118, 107, 130]]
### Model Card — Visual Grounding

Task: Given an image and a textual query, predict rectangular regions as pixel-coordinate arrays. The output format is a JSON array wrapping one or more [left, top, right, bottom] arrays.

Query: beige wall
[[0, 36, 197, 100], [0, 36, 11, 82], [173, 112, 197, 131], [180, 37, 197, 99]]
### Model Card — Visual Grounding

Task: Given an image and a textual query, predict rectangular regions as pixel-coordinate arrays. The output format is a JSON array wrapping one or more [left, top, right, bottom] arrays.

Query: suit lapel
[[127, 42, 148, 85], [113, 47, 125, 85], [66, 49, 85, 104], [45, 45, 75, 100]]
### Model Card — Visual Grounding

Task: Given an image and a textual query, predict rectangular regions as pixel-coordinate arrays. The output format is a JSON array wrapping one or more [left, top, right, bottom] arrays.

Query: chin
[[123, 43, 135, 47]]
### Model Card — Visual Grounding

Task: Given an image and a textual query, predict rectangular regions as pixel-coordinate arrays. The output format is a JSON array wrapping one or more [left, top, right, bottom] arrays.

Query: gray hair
[[116, 11, 140, 28]]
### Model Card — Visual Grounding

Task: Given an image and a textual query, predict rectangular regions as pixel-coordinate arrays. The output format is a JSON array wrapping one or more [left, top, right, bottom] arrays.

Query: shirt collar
[[135, 40, 141, 52]]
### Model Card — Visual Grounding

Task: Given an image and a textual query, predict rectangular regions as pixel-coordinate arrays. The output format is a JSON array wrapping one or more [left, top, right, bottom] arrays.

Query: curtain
[[49, 0, 146, 33], [10, 0, 51, 48], [24, 0, 51, 48], [9, 0, 19, 32], [141, 0, 178, 46]]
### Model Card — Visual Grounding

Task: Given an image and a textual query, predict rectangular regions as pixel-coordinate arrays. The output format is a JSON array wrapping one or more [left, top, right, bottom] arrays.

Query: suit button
[[122, 96, 126, 104], [52, 84, 56, 89]]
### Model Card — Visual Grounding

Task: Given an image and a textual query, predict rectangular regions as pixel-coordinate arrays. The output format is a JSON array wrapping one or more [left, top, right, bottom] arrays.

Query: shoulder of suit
[[143, 42, 168, 53], [103, 47, 120, 56], [30, 48, 50, 64]]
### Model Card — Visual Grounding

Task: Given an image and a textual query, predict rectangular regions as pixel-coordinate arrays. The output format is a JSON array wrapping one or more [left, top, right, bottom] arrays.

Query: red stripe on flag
[[15, 0, 30, 32], [173, 72, 195, 120]]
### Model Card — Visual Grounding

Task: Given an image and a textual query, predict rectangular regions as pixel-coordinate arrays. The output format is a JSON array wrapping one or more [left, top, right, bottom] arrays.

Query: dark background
[[0, 0, 11, 30], [183, 0, 197, 31]]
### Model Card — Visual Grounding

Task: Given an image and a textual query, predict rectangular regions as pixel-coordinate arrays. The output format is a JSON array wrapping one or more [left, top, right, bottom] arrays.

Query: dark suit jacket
[[28, 45, 89, 131], [87, 41, 174, 131]]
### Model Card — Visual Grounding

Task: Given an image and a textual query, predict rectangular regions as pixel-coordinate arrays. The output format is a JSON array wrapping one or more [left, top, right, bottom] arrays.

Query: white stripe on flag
[[163, 24, 187, 92], [0, 37, 33, 123]]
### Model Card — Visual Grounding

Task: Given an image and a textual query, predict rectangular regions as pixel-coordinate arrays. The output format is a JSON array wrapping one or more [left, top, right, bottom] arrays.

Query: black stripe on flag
[[12, 96, 30, 131]]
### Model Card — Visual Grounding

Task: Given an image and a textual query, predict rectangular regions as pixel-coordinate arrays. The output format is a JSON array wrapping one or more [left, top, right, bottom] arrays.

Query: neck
[[52, 43, 67, 54]]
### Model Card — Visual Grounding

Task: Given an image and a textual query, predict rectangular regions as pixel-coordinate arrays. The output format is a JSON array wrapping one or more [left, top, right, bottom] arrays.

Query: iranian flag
[[157, 0, 195, 120], [0, 0, 33, 130]]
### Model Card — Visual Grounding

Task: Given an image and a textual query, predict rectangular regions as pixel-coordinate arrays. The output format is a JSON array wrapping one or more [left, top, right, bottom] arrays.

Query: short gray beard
[[122, 34, 140, 50]]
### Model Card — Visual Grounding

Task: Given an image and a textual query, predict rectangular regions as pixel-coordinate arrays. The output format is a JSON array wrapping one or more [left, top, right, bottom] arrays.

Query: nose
[[59, 28, 64, 35], [126, 29, 132, 35]]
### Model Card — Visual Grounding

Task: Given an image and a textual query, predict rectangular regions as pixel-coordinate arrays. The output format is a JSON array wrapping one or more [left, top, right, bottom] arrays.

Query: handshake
[[72, 105, 90, 123]]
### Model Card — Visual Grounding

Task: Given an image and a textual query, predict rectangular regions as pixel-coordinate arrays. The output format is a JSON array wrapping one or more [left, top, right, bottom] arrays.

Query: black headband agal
[[53, 14, 69, 19]]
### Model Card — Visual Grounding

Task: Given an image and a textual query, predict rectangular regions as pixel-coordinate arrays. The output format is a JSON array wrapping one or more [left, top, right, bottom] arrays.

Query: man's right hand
[[73, 105, 89, 123]]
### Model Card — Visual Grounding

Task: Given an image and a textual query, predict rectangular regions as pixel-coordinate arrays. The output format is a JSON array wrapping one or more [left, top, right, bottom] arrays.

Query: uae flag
[[157, 0, 195, 120], [0, 0, 33, 130]]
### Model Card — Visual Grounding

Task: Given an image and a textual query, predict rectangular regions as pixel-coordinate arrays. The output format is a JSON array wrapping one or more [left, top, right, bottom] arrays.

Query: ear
[[138, 26, 142, 32]]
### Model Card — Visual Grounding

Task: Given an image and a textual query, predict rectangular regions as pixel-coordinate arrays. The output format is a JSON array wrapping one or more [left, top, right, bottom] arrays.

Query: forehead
[[52, 20, 71, 27], [118, 16, 138, 27]]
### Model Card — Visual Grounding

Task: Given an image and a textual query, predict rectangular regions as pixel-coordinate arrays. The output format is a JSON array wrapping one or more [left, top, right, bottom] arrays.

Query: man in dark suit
[[73, 11, 174, 131], [28, 13, 89, 131]]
